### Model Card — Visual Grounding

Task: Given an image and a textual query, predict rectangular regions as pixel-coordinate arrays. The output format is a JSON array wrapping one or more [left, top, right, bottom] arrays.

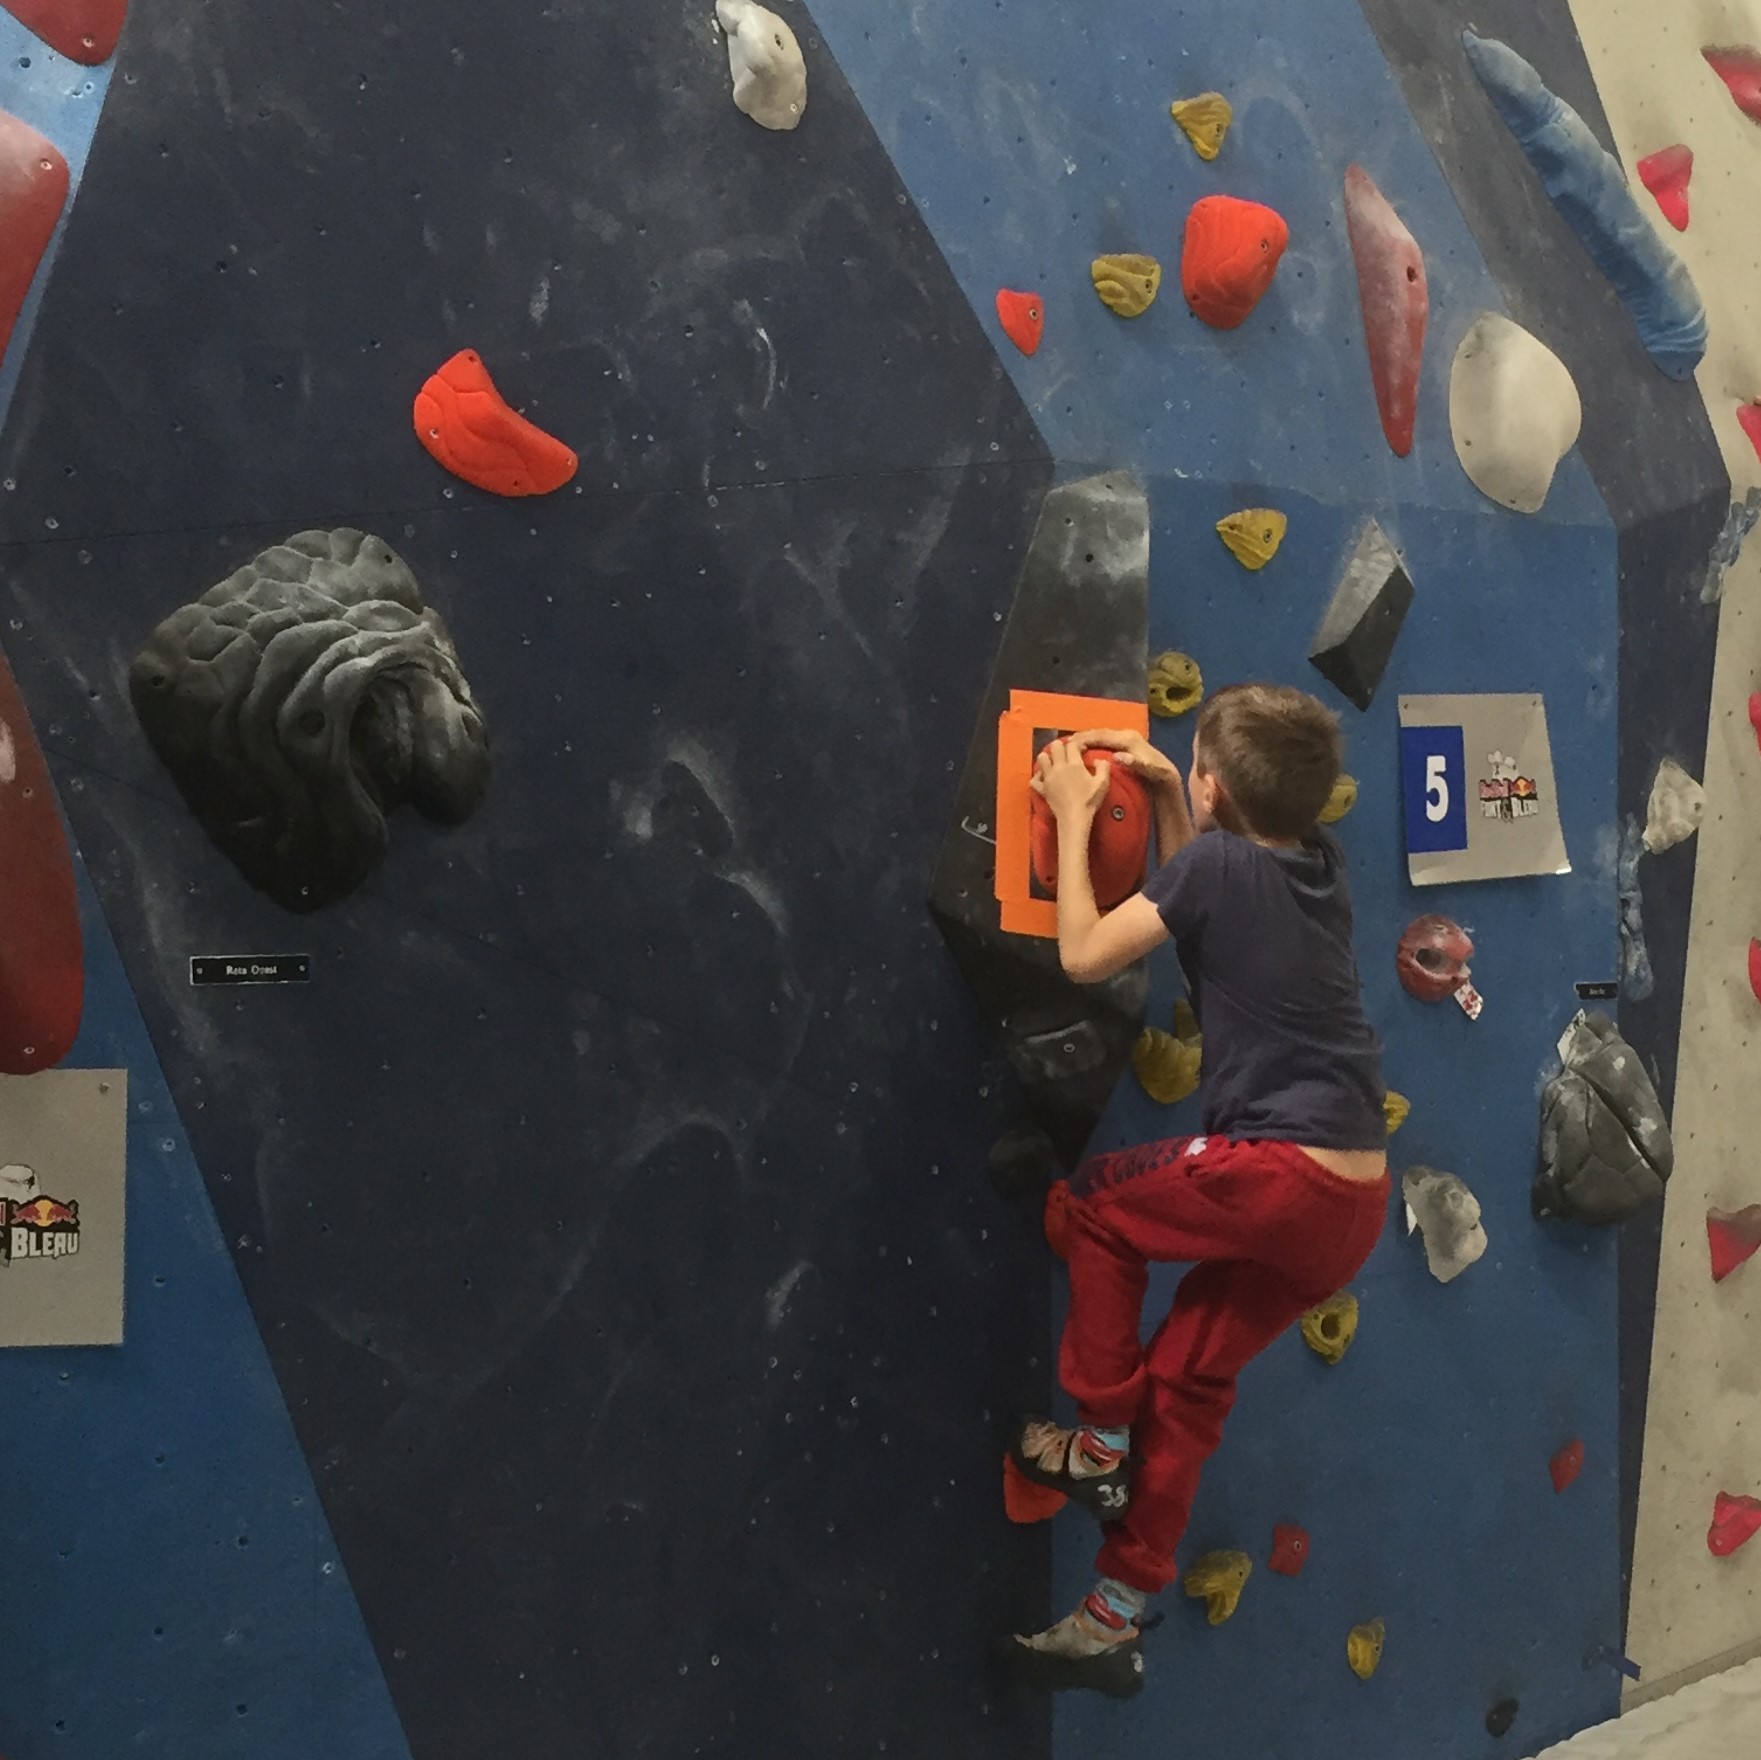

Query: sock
[[1088, 1576, 1149, 1629], [1082, 1424, 1130, 1456]]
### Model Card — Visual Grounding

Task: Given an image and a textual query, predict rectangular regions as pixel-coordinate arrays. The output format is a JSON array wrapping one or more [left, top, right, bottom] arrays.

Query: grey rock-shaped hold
[[1534, 1011, 1673, 1224], [1700, 488, 1761, 605], [1643, 758, 1705, 854], [1308, 520, 1413, 712], [131, 529, 490, 913], [1403, 1166, 1488, 1283]]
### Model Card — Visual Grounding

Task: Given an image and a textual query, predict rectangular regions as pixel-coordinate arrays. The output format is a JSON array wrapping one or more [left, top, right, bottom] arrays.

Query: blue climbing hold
[[1462, 31, 1707, 382]]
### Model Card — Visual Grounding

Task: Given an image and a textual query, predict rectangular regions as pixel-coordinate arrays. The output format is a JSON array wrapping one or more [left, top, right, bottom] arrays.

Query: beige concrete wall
[[1567, 0, 1761, 1709], [1532, 1654, 1761, 1758]]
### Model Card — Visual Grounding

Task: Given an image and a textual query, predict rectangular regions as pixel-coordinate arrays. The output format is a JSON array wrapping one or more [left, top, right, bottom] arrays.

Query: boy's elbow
[[1060, 942, 1109, 985]]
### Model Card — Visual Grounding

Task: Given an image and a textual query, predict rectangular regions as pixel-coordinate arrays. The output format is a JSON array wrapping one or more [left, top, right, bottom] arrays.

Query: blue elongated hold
[[1462, 31, 1707, 381]]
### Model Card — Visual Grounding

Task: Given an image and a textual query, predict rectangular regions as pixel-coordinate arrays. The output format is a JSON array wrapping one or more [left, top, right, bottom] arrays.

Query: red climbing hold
[[995, 289, 1045, 358], [1748, 937, 1761, 1004], [1043, 1179, 1073, 1263], [1180, 194, 1290, 330], [0, 0, 128, 65], [1636, 145, 1694, 233], [1708, 1206, 1761, 1282], [1749, 696, 1761, 756], [0, 641, 84, 1075], [1550, 1440, 1585, 1494], [413, 350, 578, 498], [1708, 1491, 1761, 1557], [1343, 165, 1428, 457], [1003, 1452, 1068, 1524], [0, 108, 69, 369], [1029, 746, 1152, 911], [1268, 1524, 1310, 1577], [1739, 403, 1761, 464], [1704, 46, 1761, 123]]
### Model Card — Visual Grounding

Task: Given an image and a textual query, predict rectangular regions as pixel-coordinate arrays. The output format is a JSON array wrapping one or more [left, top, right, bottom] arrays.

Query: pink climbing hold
[[1739, 403, 1761, 463], [1708, 1206, 1761, 1282], [1708, 1491, 1761, 1558], [1268, 1523, 1310, 1577], [1749, 694, 1761, 755], [1343, 164, 1428, 458], [1550, 1440, 1585, 1494], [995, 289, 1045, 358], [1636, 145, 1693, 232], [1749, 936, 1761, 1004], [1704, 46, 1761, 123]]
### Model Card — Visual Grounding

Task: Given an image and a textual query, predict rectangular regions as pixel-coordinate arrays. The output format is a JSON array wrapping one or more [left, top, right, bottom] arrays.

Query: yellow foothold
[[1171, 92, 1234, 161], [1348, 1618, 1386, 1681], [1300, 1291, 1358, 1365], [1131, 1019, 1203, 1105], [1383, 1090, 1411, 1135], [1319, 773, 1358, 824], [1183, 1550, 1253, 1626], [1092, 253, 1163, 318], [1216, 508, 1288, 570], [1148, 650, 1204, 718]]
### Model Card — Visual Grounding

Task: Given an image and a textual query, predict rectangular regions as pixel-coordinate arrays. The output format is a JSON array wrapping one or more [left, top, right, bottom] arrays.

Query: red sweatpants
[[1061, 1134, 1388, 1594]]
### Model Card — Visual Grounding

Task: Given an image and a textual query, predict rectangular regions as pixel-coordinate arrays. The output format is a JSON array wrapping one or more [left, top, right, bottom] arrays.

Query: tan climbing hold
[[1171, 92, 1233, 161], [1183, 1549, 1253, 1625], [1148, 650, 1204, 718], [1319, 773, 1357, 824], [1131, 1000, 1203, 1105], [1091, 253, 1163, 318], [1300, 1292, 1357, 1364], [1348, 1618, 1386, 1680], [1383, 1090, 1410, 1135], [1216, 508, 1287, 570]]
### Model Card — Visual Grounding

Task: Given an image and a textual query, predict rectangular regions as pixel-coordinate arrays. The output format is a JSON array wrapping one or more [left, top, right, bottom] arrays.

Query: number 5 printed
[[1401, 725, 1468, 855], [1425, 753, 1450, 823]]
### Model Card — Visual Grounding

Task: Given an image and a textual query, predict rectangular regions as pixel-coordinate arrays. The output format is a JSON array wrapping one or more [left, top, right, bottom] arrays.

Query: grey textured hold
[[1642, 758, 1704, 854], [1533, 1011, 1672, 1225], [131, 528, 490, 912], [1701, 488, 1761, 604], [1308, 520, 1413, 712], [1617, 817, 1653, 1002], [1403, 1166, 1488, 1282]]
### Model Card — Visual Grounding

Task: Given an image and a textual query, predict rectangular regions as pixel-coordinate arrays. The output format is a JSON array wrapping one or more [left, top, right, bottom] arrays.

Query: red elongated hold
[[1343, 165, 1428, 457], [1708, 1206, 1761, 1281], [1003, 1452, 1068, 1524], [1550, 1440, 1585, 1494], [0, 642, 84, 1074], [0, 0, 128, 65], [1749, 694, 1761, 754], [1704, 46, 1761, 123], [1029, 746, 1152, 911], [1636, 144, 1694, 232], [1749, 938, 1761, 1004], [995, 288, 1045, 357], [1268, 1523, 1310, 1576], [1739, 403, 1761, 463], [1708, 1491, 1761, 1557], [413, 349, 578, 498], [1181, 194, 1289, 330], [0, 108, 69, 367]]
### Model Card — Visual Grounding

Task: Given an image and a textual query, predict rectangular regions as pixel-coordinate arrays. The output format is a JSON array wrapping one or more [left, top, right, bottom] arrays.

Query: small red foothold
[[1636, 145, 1694, 232], [0, 108, 70, 368], [1739, 403, 1761, 463], [1550, 1440, 1585, 1494], [1708, 1206, 1761, 1282], [413, 350, 578, 498], [1704, 46, 1761, 124], [995, 289, 1045, 357], [1043, 1179, 1073, 1262], [1003, 1452, 1068, 1524], [1268, 1523, 1310, 1576], [0, 1, 128, 66], [1708, 1490, 1761, 1557]]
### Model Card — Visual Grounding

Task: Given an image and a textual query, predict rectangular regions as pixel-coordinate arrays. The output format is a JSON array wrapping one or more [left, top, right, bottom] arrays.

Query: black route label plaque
[[190, 955, 312, 987]]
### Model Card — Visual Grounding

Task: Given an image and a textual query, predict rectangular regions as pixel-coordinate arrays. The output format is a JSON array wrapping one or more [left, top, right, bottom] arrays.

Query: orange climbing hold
[[1029, 746, 1152, 910], [1636, 145, 1693, 232], [413, 350, 578, 498], [1003, 1452, 1068, 1524], [1550, 1439, 1585, 1494], [995, 289, 1045, 357], [1180, 194, 1289, 330], [1708, 1206, 1761, 1282], [1739, 403, 1761, 464], [1708, 1491, 1761, 1557], [0, 108, 69, 368], [0, 0, 128, 65], [1704, 46, 1761, 123]]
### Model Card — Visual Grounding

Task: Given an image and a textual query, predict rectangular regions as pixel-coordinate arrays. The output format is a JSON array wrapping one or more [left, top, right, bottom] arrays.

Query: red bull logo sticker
[[3, 1187, 81, 1263]]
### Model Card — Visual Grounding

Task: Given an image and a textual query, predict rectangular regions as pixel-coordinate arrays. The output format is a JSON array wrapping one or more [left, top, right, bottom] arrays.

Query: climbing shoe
[[1009, 1417, 1131, 1521], [997, 1592, 1146, 1699]]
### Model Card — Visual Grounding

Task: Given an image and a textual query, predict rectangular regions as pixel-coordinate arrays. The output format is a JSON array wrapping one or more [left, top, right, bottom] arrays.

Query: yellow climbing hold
[[1131, 1000, 1202, 1104], [1092, 253, 1163, 318], [1383, 1090, 1411, 1135], [1319, 773, 1358, 824], [1348, 1618, 1386, 1681], [1183, 1550, 1253, 1626], [1148, 650, 1204, 718], [1216, 508, 1288, 570], [1171, 92, 1234, 161], [1300, 1291, 1358, 1365]]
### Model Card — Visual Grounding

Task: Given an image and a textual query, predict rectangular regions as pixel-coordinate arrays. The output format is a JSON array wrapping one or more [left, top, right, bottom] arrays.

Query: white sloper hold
[[716, 1, 807, 131], [1402, 1167, 1488, 1284], [1449, 313, 1582, 514], [1643, 758, 1705, 854]]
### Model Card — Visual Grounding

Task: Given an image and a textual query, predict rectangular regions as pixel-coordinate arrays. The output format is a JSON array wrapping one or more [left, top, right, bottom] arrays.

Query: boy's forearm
[[1054, 812, 1103, 970]]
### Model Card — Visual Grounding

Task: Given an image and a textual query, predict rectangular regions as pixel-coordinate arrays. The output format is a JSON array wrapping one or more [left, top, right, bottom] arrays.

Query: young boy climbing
[[1003, 682, 1389, 1699]]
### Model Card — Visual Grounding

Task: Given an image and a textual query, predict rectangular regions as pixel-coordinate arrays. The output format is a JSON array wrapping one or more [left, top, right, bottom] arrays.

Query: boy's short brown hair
[[1194, 683, 1343, 841]]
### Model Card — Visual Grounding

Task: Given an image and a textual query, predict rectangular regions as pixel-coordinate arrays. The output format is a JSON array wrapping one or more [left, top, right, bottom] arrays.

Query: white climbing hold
[[715, 1, 807, 131], [1402, 1167, 1488, 1284], [1449, 313, 1582, 514], [1643, 758, 1705, 854]]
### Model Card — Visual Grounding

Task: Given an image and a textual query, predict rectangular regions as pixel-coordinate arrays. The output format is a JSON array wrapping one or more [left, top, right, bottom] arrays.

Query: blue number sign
[[1400, 724, 1468, 855]]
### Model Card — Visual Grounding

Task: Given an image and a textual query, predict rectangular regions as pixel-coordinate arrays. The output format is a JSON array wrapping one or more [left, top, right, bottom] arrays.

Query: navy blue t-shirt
[[1140, 829, 1386, 1150]]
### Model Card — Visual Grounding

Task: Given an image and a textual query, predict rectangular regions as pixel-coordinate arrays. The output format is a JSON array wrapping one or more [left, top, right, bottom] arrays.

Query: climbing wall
[[0, 1, 1752, 1758]]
